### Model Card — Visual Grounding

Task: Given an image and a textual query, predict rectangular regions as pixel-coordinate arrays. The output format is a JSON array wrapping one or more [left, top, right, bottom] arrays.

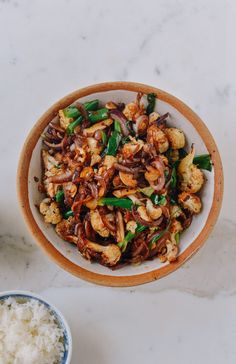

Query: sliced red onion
[[49, 170, 73, 183], [109, 109, 129, 136], [149, 157, 165, 192], [85, 182, 98, 199], [133, 115, 148, 135], [99, 208, 116, 233], [84, 215, 96, 241], [155, 112, 169, 127], [116, 210, 125, 242], [121, 158, 141, 166], [74, 101, 89, 122], [43, 140, 63, 150], [136, 92, 143, 107], [114, 163, 141, 174], [49, 122, 65, 134], [150, 178, 165, 192], [131, 239, 149, 260], [148, 231, 171, 258]]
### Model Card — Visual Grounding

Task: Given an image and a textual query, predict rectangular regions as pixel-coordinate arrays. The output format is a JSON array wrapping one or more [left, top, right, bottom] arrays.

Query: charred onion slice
[[99, 207, 116, 233], [48, 170, 73, 183], [109, 109, 130, 136]]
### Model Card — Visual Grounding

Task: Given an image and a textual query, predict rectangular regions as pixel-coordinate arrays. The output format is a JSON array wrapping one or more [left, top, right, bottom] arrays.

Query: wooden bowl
[[17, 82, 223, 287]]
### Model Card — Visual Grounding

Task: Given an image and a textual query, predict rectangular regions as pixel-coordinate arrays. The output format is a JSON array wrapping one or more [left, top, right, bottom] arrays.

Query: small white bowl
[[0, 290, 72, 364]]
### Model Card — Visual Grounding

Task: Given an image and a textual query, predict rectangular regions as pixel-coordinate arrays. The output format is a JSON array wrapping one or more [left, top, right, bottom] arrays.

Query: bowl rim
[[0, 290, 72, 363], [17, 81, 224, 287]]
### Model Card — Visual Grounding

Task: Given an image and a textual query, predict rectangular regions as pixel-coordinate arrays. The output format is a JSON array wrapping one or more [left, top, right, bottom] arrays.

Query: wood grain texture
[[17, 82, 224, 287]]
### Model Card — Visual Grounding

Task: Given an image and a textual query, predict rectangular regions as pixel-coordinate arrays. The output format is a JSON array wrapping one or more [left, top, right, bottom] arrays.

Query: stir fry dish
[[39, 93, 212, 269]]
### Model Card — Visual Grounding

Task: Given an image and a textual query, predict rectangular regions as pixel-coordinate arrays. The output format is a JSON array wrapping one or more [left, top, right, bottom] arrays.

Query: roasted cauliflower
[[178, 146, 204, 193], [39, 198, 61, 224], [178, 192, 202, 214], [165, 127, 185, 149], [85, 241, 121, 266], [147, 124, 169, 153]]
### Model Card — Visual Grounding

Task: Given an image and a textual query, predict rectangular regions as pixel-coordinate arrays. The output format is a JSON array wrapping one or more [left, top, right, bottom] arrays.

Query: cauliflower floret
[[55, 217, 77, 244], [85, 199, 98, 210], [165, 220, 183, 262], [119, 171, 137, 188], [170, 205, 183, 218], [178, 192, 202, 214], [147, 124, 169, 153], [156, 217, 182, 263], [137, 206, 152, 222], [133, 115, 149, 135], [91, 154, 101, 166], [87, 136, 102, 166], [166, 242, 179, 262], [149, 112, 160, 123], [42, 150, 61, 198], [122, 137, 144, 159], [123, 102, 140, 120], [170, 219, 183, 234], [144, 166, 160, 182], [59, 109, 72, 129], [113, 188, 137, 198], [178, 146, 204, 193], [165, 128, 185, 149], [105, 101, 117, 110], [74, 146, 87, 163], [39, 198, 61, 224], [103, 155, 117, 169], [42, 150, 60, 181], [42, 150, 59, 172], [63, 182, 77, 205], [85, 241, 121, 266], [83, 118, 113, 136], [80, 166, 94, 180], [126, 220, 137, 234], [158, 233, 179, 263], [87, 137, 102, 155], [146, 200, 162, 220], [90, 209, 110, 237]]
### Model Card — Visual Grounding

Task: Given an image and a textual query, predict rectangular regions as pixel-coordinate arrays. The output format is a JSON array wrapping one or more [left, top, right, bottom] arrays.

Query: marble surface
[[0, 0, 235, 363]]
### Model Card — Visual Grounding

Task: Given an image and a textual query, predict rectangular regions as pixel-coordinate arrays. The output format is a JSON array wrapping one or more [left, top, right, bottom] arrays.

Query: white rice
[[0, 297, 65, 364]]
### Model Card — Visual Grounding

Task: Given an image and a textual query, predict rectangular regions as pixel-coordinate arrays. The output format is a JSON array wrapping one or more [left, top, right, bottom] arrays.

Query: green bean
[[150, 194, 167, 205], [88, 108, 109, 123], [98, 197, 133, 210], [66, 99, 99, 135], [106, 130, 121, 156], [55, 190, 64, 204], [114, 119, 122, 133], [63, 209, 74, 219], [101, 131, 107, 145], [146, 93, 156, 115], [64, 106, 80, 119], [67, 115, 83, 135]]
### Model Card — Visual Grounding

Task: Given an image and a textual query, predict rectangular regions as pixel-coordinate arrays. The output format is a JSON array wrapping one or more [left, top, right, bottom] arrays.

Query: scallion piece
[[118, 224, 147, 252], [193, 154, 212, 171]]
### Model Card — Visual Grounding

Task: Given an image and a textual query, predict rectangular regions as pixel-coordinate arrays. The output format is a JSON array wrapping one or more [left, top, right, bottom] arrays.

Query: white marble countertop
[[0, 0, 235, 363]]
